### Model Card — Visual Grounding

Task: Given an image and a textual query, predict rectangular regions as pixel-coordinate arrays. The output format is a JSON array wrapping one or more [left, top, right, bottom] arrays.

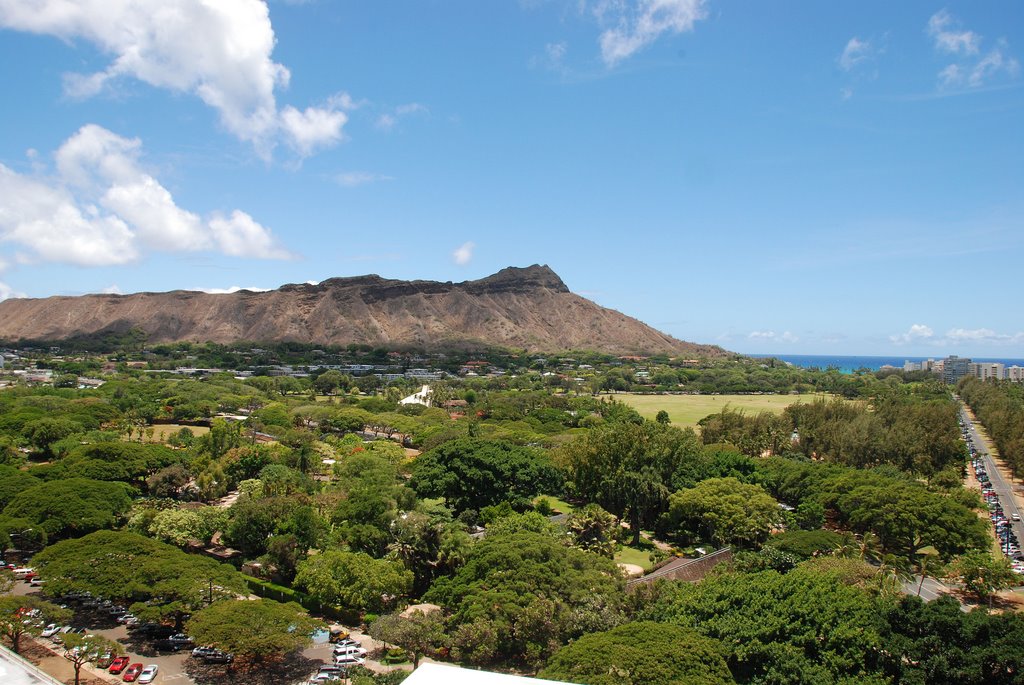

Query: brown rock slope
[[0, 265, 724, 356]]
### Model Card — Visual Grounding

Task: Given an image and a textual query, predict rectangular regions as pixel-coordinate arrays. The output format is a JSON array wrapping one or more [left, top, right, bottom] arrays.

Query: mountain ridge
[[0, 265, 725, 356]]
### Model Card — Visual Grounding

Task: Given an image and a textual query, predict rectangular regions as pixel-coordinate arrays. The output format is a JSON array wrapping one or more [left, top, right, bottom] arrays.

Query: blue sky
[[0, 1, 1022, 357]]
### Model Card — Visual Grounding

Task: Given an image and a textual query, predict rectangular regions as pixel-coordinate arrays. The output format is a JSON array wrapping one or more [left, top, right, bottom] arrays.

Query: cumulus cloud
[[890, 323, 935, 345], [839, 37, 872, 71], [597, 0, 707, 66], [0, 125, 293, 267], [926, 11, 1019, 88], [747, 330, 799, 343], [279, 105, 348, 157], [0, 0, 347, 155], [210, 210, 292, 259], [335, 172, 395, 187], [452, 241, 475, 266]]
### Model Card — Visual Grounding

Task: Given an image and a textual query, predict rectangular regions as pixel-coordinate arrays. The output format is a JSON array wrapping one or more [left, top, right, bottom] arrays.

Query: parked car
[[333, 654, 364, 665], [333, 644, 367, 657], [137, 665, 159, 684], [109, 656, 131, 674], [201, 650, 234, 664], [40, 623, 63, 638], [122, 663, 144, 682], [334, 637, 360, 648]]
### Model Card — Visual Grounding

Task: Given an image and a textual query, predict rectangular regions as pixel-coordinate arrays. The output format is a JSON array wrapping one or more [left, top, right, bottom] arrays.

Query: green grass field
[[614, 545, 655, 572], [608, 392, 831, 429]]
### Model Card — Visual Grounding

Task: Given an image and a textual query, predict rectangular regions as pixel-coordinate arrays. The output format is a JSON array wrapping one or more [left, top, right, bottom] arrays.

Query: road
[[901, 576, 968, 611], [958, 402, 1024, 559]]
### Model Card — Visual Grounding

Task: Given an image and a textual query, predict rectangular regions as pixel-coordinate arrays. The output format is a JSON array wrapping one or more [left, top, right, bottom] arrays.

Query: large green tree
[[295, 550, 411, 615], [945, 551, 1019, 606], [663, 477, 781, 548], [186, 599, 319, 666], [61, 633, 123, 685], [31, 530, 245, 629], [410, 438, 562, 513], [2, 478, 134, 539], [424, 521, 625, 669], [540, 621, 734, 685], [0, 595, 72, 653], [640, 559, 895, 685]]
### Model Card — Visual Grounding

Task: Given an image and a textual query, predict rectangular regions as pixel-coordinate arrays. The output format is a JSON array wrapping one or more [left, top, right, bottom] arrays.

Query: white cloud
[[747, 330, 798, 343], [839, 37, 871, 71], [0, 0, 348, 156], [396, 103, 428, 116], [193, 285, 271, 294], [209, 210, 293, 260], [944, 327, 1024, 345], [927, 10, 980, 55], [889, 323, 935, 345], [452, 241, 475, 266], [101, 285, 123, 294], [279, 105, 348, 156], [0, 125, 292, 267], [0, 163, 139, 266], [335, 172, 395, 187], [968, 41, 1020, 87], [926, 11, 1019, 89], [597, 0, 707, 66], [375, 103, 428, 132], [0, 280, 26, 301]]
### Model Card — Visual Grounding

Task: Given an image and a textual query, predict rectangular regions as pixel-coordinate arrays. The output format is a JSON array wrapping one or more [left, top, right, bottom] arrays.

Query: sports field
[[609, 393, 829, 429]]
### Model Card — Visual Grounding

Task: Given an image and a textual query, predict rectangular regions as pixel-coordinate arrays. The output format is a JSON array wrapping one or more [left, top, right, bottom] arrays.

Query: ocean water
[[749, 354, 1024, 374]]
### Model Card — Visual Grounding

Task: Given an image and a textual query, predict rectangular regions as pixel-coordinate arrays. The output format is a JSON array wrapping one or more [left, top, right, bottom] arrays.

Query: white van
[[12, 567, 33, 579]]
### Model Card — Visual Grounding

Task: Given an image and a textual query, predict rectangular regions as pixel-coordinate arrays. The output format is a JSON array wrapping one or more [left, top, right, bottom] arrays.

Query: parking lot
[[6, 580, 409, 685]]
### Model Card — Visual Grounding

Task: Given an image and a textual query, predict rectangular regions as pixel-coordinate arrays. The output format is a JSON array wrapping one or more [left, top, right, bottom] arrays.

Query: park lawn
[[143, 423, 210, 442], [535, 495, 576, 516], [614, 544, 655, 572], [608, 392, 831, 429]]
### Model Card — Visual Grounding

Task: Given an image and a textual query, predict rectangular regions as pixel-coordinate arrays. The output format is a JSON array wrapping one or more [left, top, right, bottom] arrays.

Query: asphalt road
[[958, 402, 1024, 560]]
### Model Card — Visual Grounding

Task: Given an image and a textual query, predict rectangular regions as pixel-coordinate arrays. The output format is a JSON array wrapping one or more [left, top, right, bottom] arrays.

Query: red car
[[109, 656, 131, 674], [122, 663, 144, 682]]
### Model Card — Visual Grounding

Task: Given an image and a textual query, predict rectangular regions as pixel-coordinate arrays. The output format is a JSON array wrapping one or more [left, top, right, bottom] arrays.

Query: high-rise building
[[943, 355, 971, 384], [970, 362, 1004, 381]]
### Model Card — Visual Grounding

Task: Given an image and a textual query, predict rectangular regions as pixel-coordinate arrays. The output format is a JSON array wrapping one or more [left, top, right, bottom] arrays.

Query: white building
[[969, 362, 1005, 381]]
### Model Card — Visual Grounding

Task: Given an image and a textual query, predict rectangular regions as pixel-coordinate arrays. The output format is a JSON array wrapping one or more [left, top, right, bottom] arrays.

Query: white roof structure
[[403, 663, 573, 685], [0, 646, 62, 685]]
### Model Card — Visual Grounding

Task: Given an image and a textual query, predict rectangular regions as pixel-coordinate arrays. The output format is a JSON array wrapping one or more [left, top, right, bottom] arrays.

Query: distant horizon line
[[745, 352, 1024, 363]]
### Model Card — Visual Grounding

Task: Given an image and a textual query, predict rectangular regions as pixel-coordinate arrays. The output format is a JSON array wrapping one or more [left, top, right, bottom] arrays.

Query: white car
[[137, 664, 159, 684], [40, 624, 63, 638], [333, 654, 364, 665], [332, 645, 367, 657]]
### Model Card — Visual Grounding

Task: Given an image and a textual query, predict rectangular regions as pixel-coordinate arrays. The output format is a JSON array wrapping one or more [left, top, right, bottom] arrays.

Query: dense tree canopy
[[424, 519, 625, 668], [31, 530, 245, 628], [186, 598, 320, 665], [662, 477, 781, 548], [755, 457, 988, 562], [295, 550, 412, 615], [2, 478, 134, 539], [410, 438, 562, 513], [540, 621, 734, 685], [639, 561, 893, 685]]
